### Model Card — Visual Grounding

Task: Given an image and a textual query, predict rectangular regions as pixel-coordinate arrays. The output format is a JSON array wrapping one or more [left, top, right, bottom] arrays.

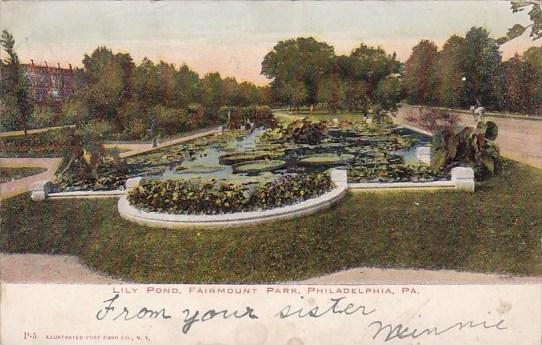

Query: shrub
[[124, 117, 148, 140], [154, 105, 189, 135], [406, 108, 460, 134], [281, 118, 328, 144], [187, 103, 205, 128], [219, 105, 277, 130], [128, 172, 334, 215], [249, 173, 334, 209], [431, 121, 502, 179], [29, 106, 57, 128], [61, 100, 90, 125], [55, 121, 128, 191], [0, 95, 20, 131]]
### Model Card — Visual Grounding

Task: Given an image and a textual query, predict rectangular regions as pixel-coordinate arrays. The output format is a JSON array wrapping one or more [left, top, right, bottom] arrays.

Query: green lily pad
[[298, 153, 355, 166], [219, 150, 284, 165], [232, 160, 287, 173], [175, 165, 225, 174]]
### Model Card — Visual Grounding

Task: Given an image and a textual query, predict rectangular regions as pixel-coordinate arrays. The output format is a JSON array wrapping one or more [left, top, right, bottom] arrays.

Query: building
[[22, 60, 75, 104]]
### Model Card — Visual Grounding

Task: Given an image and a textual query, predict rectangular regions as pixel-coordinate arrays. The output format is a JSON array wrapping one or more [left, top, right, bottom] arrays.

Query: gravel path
[[0, 158, 63, 200], [104, 126, 222, 158], [0, 254, 121, 284], [396, 105, 542, 169], [2, 253, 539, 285], [299, 267, 541, 285], [0, 125, 75, 138]]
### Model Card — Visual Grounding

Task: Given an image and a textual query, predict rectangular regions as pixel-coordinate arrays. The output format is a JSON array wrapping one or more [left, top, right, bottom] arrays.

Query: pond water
[[125, 124, 433, 185]]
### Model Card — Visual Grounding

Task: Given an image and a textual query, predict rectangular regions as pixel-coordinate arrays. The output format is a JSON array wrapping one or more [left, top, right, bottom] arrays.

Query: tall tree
[[0, 30, 33, 134], [522, 46, 542, 114], [133, 57, 160, 106], [438, 35, 467, 108], [80, 47, 133, 122], [463, 27, 504, 109], [261, 37, 335, 109], [503, 54, 530, 112], [404, 40, 440, 105], [175, 63, 201, 108], [201, 72, 225, 116], [317, 73, 345, 114]]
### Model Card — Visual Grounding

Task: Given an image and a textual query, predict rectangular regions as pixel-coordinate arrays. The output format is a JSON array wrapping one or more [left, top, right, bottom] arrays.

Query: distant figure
[[150, 118, 158, 148], [470, 99, 485, 123]]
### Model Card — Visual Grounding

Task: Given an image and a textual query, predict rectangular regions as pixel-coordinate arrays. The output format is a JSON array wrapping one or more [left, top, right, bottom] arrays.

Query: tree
[[0, 30, 33, 134], [317, 73, 345, 114], [79, 47, 134, 126], [156, 61, 177, 107], [133, 57, 160, 106], [175, 64, 201, 108], [201, 72, 225, 117], [261, 37, 335, 108], [404, 40, 440, 106], [346, 43, 401, 114], [522, 46, 542, 114], [462, 27, 504, 110], [374, 76, 402, 113], [498, 1, 542, 44], [503, 54, 530, 112], [222, 77, 241, 106], [438, 35, 467, 108]]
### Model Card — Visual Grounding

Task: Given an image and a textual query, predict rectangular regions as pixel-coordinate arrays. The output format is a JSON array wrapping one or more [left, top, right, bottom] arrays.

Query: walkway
[[299, 267, 541, 285], [0, 254, 120, 284], [104, 126, 222, 158], [396, 105, 542, 169], [0, 126, 222, 199], [0, 158, 62, 200], [0, 125, 75, 138], [1, 253, 539, 284]]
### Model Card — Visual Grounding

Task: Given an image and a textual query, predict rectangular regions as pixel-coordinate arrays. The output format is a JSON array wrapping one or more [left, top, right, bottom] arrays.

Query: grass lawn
[[1, 160, 540, 283], [0, 167, 47, 183]]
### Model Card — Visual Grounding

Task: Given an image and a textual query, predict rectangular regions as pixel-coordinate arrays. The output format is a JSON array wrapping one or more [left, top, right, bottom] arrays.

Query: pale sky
[[0, 1, 538, 85]]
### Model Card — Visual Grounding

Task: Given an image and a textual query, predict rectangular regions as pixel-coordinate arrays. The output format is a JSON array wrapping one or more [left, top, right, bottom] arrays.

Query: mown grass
[[1, 160, 540, 283]]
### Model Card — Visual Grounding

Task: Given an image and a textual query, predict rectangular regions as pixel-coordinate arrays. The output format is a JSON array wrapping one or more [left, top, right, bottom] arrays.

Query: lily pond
[[57, 120, 448, 193]]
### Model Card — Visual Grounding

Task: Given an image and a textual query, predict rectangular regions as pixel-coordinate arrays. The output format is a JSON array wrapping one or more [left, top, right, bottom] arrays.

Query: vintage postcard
[[1, 1, 541, 344]]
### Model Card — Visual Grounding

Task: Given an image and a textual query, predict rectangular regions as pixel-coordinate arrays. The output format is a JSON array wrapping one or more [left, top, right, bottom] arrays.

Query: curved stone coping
[[118, 172, 348, 229], [47, 190, 126, 199], [349, 167, 474, 192], [349, 180, 454, 190]]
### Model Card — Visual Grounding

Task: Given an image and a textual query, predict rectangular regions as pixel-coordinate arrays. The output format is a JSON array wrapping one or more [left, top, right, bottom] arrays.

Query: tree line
[[1, 22, 541, 137], [63, 47, 271, 139], [0, 32, 271, 138], [261, 37, 402, 116], [403, 27, 542, 115]]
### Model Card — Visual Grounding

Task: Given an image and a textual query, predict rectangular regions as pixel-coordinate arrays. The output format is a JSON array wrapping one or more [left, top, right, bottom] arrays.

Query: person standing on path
[[149, 117, 158, 148]]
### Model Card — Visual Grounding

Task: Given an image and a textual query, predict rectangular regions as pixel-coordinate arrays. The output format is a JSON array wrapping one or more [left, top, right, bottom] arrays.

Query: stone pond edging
[[117, 169, 348, 228], [348, 167, 474, 192], [31, 168, 475, 227]]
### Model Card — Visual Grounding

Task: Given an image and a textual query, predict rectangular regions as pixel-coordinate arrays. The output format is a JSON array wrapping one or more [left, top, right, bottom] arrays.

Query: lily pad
[[298, 153, 355, 166], [175, 165, 225, 174], [219, 150, 284, 165], [232, 160, 287, 173]]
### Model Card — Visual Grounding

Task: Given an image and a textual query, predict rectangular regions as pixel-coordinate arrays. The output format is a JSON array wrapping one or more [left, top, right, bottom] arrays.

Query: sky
[[0, 1, 538, 85]]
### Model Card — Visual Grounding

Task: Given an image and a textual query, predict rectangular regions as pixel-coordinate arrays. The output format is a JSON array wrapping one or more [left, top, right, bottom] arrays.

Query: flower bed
[[127, 172, 334, 215]]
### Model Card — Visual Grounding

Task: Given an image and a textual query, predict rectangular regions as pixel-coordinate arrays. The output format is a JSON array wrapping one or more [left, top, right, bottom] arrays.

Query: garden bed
[[127, 172, 335, 215], [119, 170, 346, 228], [3, 160, 541, 283]]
